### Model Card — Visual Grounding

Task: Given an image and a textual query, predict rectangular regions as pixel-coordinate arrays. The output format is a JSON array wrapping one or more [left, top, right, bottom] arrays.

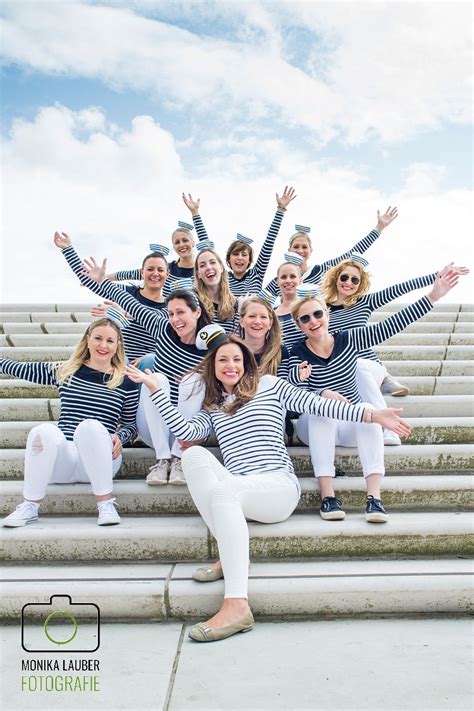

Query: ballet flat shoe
[[188, 612, 254, 642], [192, 566, 224, 583]]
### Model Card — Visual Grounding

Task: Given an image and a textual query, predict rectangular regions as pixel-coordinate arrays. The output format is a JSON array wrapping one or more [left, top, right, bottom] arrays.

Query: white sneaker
[[146, 459, 169, 486], [97, 497, 121, 526], [169, 456, 186, 485], [2, 501, 39, 528], [383, 429, 402, 446], [381, 374, 409, 397]]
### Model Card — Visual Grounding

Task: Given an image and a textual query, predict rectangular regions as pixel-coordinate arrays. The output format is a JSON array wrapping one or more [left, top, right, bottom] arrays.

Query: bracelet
[[365, 409, 373, 423]]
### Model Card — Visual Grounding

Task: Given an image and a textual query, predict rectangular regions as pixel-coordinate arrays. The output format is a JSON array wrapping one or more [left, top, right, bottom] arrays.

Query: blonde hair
[[171, 228, 195, 246], [289, 231, 312, 249], [194, 249, 236, 322], [320, 259, 371, 307], [290, 295, 328, 324], [56, 318, 126, 389], [239, 295, 282, 376]]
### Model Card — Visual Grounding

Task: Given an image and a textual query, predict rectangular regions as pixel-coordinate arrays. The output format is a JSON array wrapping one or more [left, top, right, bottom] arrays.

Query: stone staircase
[[1, 303, 473, 622]]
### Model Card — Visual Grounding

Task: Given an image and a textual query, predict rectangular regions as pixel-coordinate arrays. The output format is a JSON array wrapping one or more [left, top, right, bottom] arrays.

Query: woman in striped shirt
[[1, 318, 139, 528], [239, 293, 289, 379], [194, 244, 239, 334], [126, 335, 409, 642], [288, 270, 461, 523], [274, 255, 306, 350]]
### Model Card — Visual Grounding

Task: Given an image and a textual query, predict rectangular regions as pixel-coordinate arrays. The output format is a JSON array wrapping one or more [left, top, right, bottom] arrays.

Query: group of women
[[1, 187, 467, 642]]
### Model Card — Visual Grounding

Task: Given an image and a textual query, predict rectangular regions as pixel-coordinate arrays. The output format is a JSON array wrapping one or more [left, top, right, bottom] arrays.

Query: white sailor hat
[[169, 278, 194, 292], [196, 324, 228, 351], [258, 289, 277, 306], [295, 284, 320, 299], [149, 243, 171, 256], [295, 224, 311, 234], [196, 241, 215, 252], [283, 252, 304, 266], [348, 252, 369, 268], [177, 221, 194, 232], [235, 233, 254, 245], [106, 307, 130, 330]]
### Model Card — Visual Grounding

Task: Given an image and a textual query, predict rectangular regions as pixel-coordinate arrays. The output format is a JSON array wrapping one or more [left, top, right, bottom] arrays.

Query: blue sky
[[1, 1, 473, 302]]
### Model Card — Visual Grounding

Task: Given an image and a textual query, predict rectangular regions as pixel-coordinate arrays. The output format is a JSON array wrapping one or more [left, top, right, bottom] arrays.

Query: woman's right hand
[[90, 299, 116, 319], [53, 231, 71, 249], [125, 364, 160, 393]]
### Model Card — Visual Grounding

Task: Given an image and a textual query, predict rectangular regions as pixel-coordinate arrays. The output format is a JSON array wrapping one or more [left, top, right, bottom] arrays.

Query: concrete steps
[[0, 302, 472, 621]]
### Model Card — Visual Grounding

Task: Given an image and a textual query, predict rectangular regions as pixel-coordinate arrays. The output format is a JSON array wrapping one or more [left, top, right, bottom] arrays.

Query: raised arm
[[182, 193, 208, 242], [0, 359, 58, 386], [110, 268, 141, 282], [367, 272, 437, 310], [253, 186, 296, 278]]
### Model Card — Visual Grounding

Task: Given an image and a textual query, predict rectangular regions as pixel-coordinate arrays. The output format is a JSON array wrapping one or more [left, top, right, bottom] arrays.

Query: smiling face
[[336, 264, 362, 301], [295, 299, 329, 339], [229, 247, 251, 277], [240, 302, 272, 341], [214, 342, 245, 393], [172, 230, 195, 260], [277, 263, 301, 298], [289, 235, 312, 265], [86, 325, 119, 368], [167, 297, 201, 343], [196, 250, 224, 288], [141, 256, 169, 292]]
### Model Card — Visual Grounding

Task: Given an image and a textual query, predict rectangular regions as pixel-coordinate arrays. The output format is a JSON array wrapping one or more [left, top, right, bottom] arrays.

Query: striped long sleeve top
[[265, 227, 381, 296], [193, 209, 286, 297], [288, 296, 433, 403], [328, 272, 436, 361], [0, 360, 138, 443], [150, 374, 367, 490], [62, 247, 166, 359], [277, 313, 303, 350]]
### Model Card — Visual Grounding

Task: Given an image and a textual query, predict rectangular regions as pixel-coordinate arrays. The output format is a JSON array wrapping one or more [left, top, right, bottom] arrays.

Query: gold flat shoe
[[188, 613, 254, 642], [192, 566, 224, 583]]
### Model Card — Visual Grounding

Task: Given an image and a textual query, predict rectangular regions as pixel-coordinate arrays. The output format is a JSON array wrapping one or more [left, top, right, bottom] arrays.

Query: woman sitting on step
[[1, 318, 139, 528], [125, 332, 410, 642], [288, 270, 463, 524], [239, 291, 289, 378]]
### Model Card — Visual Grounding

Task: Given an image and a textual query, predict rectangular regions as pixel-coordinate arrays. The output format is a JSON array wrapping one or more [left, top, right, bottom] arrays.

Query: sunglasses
[[339, 274, 360, 285], [298, 309, 325, 324]]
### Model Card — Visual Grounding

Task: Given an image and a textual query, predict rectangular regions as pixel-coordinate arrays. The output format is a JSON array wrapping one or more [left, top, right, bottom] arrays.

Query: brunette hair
[[225, 241, 254, 269], [141, 251, 170, 270], [239, 295, 282, 376], [194, 249, 236, 322], [320, 259, 371, 307], [165, 289, 211, 340]]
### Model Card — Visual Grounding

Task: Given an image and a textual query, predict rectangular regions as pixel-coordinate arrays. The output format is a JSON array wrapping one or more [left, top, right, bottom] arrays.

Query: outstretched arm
[[253, 186, 296, 280], [55, 232, 117, 297], [182, 193, 208, 242], [0, 359, 59, 386]]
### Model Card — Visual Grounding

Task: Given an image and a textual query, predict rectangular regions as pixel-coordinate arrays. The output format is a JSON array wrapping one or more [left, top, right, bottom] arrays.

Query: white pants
[[137, 373, 205, 459], [23, 420, 121, 501], [182, 447, 299, 599], [296, 403, 385, 477], [356, 358, 387, 410]]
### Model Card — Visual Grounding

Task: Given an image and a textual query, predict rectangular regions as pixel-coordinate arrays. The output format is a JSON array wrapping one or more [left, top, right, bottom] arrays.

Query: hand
[[54, 231, 71, 249], [176, 438, 206, 451], [182, 192, 200, 215], [111, 434, 123, 460], [439, 262, 470, 277], [376, 206, 398, 231], [90, 305, 107, 318], [298, 361, 312, 381], [125, 364, 160, 393], [371, 408, 412, 438], [276, 186, 297, 210], [130, 356, 143, 367], [427, 269, 460, 303], [321, 389, 350, 403], [81, 256, 107, 284]]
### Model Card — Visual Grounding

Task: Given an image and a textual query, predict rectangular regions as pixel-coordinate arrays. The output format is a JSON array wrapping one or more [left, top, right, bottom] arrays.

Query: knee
[[181, 445, 209, 470], [27, 423, 61, 454], [74, 419, 107, 442]]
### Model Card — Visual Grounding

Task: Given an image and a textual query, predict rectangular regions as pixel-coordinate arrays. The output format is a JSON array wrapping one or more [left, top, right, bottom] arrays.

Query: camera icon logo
[[21, 595, 100, 653]]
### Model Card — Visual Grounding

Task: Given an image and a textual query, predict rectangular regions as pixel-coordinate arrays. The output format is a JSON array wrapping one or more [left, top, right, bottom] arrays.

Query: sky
[[1, 0, 473, 304]]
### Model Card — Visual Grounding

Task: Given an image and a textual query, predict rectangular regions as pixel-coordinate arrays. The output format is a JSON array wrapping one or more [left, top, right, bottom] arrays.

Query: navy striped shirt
[[0, 360, 138, 443], [278, 313, 303, 350], [265, 228, 381, 296], [289, 296, 433, 402], [150, 374, 366, 489]]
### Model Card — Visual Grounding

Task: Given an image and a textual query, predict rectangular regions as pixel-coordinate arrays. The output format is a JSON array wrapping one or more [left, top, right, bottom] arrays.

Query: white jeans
[[182, 447, 299, 599], [356, 358, 387, 410], [137, 373, 205, 459], [23, 420, 122, 501], [296, 403, 385, 477]]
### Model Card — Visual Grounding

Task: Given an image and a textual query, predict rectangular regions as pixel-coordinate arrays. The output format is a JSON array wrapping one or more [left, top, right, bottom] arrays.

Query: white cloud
[[1, 1, 471, 144], [2, 105, 473, 305]]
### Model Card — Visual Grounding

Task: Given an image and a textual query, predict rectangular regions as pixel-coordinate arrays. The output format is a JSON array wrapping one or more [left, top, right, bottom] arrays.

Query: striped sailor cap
[[149, 243, 171, 256], [283, 251, 304, 266], [295, 224, 311, 234], [169, 278, 194, 292], [258, 289, 277, 307], [177, 221, 194, 232], [196, 324, 228, 351], [348, 252, 369, 268], [106, 307, 130, 330], [295, 284, 320, 299], [196, 241, 215, 252], [235, 233, 254, 245]]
